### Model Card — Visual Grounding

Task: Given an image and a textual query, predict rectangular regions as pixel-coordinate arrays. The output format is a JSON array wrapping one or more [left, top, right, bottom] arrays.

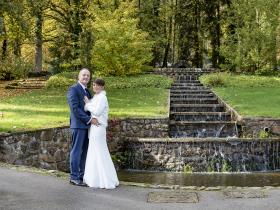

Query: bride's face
[[93, 83, 103, 93]]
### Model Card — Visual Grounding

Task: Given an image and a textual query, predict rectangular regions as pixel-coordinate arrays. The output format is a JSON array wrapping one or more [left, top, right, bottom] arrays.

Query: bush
[[0, 58, 32, 80], [99, 75, 173, 89], [199, 72, 230, 87], [45, 75, 76, 89], [45, 71, 173, 89]]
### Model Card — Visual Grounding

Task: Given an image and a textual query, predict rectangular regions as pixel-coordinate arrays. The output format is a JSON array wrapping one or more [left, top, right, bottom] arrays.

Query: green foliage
[[89, 1, 154, 76], [200, 72, 280, 88], [258, 130, 270, 139], [220, 0, 280, 74], [199, 72, 230, 87], [98, 75, 173, 89], [221, 159, 232, 172], [46, 71, 173, 89], [0, 57, 32, 80], [45, 74, 76, 89], [183, 164, 193, 173]]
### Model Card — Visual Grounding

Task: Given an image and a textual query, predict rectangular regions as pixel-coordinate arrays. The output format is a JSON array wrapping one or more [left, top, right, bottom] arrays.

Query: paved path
[[1, 167, 280, 210]]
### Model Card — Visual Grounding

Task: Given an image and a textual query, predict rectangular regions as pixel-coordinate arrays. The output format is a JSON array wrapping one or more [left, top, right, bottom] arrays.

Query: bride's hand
[[84, 96, 90, 104]]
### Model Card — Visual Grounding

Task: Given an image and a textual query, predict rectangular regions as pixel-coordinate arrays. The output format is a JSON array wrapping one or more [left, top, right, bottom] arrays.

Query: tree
[[26, 0, 50, 72], [220, 0, 280, 74], [47, 0, 92, 72], [89, 0, 154, 76]]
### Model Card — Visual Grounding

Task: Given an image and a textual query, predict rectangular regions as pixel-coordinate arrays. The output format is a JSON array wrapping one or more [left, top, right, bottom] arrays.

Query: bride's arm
[[84, 95, 107, 117]]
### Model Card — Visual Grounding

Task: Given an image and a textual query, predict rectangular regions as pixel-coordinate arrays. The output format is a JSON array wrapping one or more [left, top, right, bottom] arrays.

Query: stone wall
[[240, 118, 280, 138], [125, 138, 280, 172], [0, 118, 169, 172]]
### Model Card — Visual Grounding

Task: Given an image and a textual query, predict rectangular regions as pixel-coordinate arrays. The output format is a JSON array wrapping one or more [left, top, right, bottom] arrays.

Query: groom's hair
[[93, 78, 105, 87]]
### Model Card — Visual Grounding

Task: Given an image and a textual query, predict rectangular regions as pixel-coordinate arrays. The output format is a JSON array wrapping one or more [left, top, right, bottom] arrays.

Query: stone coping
[[0, 125, 70, 137], [130, 137, 280, 143], [212, 91, 243, 122], [243, 117, 280, 121]]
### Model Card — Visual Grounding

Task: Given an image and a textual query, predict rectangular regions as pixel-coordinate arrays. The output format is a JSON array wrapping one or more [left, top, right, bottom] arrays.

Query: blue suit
[[67, 82, 92, 181]]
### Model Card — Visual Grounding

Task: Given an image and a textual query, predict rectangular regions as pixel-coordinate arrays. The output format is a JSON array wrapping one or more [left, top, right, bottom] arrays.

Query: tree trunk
[[194, 1, 202, 67], [35, 10, 43, 72], [162, 18, 172, 67], [13, 37, 21, 57], [2, 39, 7, 60], [211, 1, 221, 68], [1, 15, 7, 60]]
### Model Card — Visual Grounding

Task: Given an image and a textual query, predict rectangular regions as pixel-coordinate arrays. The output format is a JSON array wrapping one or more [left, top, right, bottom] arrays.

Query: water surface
[[118, 170, 280, 187]]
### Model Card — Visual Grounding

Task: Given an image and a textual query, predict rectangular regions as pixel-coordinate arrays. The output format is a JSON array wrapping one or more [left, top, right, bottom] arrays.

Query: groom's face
[[78, 69, 90, 86]]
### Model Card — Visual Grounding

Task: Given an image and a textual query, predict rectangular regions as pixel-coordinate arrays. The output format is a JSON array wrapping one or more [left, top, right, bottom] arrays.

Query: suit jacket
[[67, 83, 92, 129]]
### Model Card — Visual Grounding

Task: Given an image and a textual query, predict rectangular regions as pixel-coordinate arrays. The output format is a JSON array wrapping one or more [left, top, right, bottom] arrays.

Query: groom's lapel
[[77, 82, 91, 98], [77, 83, 86, 95]]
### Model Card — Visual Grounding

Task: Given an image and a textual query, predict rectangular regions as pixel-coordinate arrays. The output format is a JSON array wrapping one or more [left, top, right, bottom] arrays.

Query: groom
[[67, 68, 98, 186]]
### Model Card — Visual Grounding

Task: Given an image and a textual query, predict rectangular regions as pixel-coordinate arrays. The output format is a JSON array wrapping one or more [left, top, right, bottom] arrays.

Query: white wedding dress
[[83, 90, 119, 189]]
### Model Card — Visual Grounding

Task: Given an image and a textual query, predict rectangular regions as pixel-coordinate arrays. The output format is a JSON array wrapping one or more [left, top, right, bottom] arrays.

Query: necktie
[[85, 88, 90, 98]]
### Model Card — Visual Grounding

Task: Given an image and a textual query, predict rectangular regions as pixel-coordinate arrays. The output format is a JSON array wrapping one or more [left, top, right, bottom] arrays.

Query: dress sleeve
[[84, 95, 106, 117]]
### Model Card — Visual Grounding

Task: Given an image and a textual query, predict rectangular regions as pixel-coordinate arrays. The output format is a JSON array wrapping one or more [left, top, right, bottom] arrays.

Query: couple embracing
[[67, 68, 119, 189]]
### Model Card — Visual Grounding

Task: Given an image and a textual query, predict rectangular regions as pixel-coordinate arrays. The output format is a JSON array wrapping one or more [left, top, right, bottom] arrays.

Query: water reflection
[[118, 170, 280, 187]]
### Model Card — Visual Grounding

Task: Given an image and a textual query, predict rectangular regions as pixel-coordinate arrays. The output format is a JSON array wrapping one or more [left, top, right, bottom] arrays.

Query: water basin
[[118, 170, 280, 187]]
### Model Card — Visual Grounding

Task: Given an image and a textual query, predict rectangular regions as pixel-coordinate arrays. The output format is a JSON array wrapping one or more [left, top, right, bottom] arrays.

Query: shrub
[[100, 75, 173, 89], [46, 71, 173, 89], [0, 58, 32, 80], [45, 75, 76, 89], [199, 72, 230, 87]]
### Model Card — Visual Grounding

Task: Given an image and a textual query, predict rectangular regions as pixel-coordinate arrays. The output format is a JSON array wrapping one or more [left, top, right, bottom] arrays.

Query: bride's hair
[[93, 78, 105, 87]]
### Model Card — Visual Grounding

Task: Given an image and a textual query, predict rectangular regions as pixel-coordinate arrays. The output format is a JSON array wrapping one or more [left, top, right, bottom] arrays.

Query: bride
[[83, 78, 119, 189]]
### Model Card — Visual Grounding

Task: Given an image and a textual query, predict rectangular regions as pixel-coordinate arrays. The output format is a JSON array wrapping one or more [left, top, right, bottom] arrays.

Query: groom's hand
[[91, 118, 100, 126]]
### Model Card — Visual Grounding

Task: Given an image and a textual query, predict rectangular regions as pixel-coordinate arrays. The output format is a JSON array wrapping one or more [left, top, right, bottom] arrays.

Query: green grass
[[0, 74, 171, 132], [200, 73, 280, 118]]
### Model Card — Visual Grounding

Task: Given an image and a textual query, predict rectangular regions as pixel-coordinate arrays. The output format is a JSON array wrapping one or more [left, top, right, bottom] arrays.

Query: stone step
[[170, 104, 224, 112], [170, 90, 212, 94], [168, 72, 213, 76], [5, 79, 47, 89], [169, 112, 231, 121], [170, 98, 219, 104], [170, 93, 215, 98], [155, 68, 214, 73], [169, 121, 237, 138], [171, 86, 209, 90], [174, 80, 201, 83], [176, 76, 200, 81], [172, 83, 204, 87]]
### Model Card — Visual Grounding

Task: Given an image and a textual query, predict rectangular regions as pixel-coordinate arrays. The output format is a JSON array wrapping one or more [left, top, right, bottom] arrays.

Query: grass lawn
[[0, 74, 171, 132], [200, 73, 280, 118]]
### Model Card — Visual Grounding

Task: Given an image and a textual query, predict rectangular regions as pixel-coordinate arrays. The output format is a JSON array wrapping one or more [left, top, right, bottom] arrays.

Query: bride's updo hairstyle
[[93, 78, 105, 87]]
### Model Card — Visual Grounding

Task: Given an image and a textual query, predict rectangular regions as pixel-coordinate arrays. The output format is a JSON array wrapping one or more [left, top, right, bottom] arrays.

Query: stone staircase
[[169, 69, 238, 138], [124, 68, 280, 172], [5, 78, 47, 89]]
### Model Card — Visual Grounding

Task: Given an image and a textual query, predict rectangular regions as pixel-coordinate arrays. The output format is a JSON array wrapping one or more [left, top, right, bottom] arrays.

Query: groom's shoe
[[69, 179, 87, 187]]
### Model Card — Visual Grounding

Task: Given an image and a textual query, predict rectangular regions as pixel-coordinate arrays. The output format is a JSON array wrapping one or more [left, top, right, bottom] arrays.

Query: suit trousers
[[70, 129, 89, 180]]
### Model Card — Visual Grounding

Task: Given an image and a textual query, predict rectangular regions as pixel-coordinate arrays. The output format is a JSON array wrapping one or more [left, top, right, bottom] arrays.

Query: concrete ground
[[1, 167, 280, 210]]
